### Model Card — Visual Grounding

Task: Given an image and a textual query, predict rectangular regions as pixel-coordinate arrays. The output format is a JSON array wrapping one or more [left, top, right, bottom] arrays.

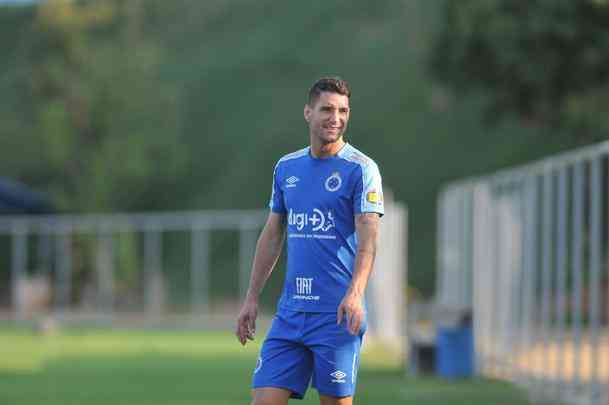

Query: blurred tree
[[4, 0, 572, 297], [0, 0, 191, 300], [8, 0, 186, 212], [431, 0, 609, 138]]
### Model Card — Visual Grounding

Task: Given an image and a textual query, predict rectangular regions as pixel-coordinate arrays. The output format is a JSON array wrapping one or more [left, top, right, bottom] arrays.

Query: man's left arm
[[337, 212, 380, 335]]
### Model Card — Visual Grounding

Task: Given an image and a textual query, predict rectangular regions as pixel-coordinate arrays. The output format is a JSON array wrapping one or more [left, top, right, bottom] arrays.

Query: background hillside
[[0, 0, 600, 296]]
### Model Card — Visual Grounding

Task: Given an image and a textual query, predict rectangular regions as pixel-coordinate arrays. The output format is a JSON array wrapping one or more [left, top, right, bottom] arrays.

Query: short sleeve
[[269, 163, 286, 213], [354, 161, 384, 216]]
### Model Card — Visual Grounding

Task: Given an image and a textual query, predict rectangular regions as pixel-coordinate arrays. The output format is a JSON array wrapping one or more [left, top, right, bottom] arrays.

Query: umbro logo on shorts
[[330, 370, 347, 383]]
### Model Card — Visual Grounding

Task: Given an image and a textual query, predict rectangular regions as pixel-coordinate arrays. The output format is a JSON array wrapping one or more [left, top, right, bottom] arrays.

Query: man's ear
[[304, 104, 311, 122]]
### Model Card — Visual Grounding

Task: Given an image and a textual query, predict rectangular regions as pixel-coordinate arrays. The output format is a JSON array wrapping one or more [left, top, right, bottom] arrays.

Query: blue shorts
[[252, 309, 366, 399]]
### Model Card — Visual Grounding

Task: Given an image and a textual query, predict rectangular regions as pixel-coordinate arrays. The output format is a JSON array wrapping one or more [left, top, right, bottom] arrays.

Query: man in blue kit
[[236, 77, 383, 405]]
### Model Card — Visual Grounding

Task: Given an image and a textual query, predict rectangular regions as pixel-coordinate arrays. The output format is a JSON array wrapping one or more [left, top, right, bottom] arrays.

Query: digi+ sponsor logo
[[288, 208, 335, 232]]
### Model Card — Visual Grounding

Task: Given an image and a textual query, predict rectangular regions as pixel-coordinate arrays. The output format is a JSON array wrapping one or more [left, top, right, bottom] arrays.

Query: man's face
[[304, 92, 350, 145]]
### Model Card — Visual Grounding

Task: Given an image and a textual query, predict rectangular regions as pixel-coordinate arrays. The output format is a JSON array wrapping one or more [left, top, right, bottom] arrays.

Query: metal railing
[[2, 201, 407, 348], [437, 141, 609, 405], [1, 210, 266, 325]]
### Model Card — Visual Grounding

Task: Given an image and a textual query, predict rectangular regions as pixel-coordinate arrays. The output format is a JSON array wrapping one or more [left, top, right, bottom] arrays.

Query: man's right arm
[[236, 212, 286, 345]]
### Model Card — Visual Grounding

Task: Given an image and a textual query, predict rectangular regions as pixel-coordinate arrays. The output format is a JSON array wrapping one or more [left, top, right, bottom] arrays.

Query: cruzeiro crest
[[324, 172, 342, 192]]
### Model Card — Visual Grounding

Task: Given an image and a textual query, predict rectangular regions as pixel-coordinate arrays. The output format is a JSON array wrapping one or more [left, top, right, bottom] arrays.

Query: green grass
[[0, 326, 531, 405]]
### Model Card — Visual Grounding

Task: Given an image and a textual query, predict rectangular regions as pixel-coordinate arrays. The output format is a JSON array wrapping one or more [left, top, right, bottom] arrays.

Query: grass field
[[0, 326, 532, 405]]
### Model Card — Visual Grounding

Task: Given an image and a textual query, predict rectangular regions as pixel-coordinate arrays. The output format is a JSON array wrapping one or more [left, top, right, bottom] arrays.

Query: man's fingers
[[344, 310, 361, 335], [248, 316, 256, 339], [350, 314, 361, 335], [347, 310, 355, 332], [246, 325, 255, 340], [337, 304, 344, 325], [235, 319, 242, 341], [236, 323, 244, 345], [241, 320, 249, 344], [236, 315, 249, 345], [236, 310, 257, 345]]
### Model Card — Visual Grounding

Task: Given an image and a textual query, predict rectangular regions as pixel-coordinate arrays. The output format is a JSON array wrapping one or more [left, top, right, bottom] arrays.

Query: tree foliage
[[3, 0, 186, 212], [431, 0, 609, 136], [3, 1, 593, 295]]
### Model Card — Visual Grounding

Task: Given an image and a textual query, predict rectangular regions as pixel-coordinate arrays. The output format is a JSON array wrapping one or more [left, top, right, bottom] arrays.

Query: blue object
[[0, 177, 54, 214], [435, 326, 474, 378], [269, 144, 384, 313], [252, 310, 366, 399]]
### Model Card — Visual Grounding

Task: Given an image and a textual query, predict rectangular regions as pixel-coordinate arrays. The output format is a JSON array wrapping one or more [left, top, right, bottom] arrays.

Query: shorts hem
[[252, 383, 305, 400], [314, 387, 354, 399]]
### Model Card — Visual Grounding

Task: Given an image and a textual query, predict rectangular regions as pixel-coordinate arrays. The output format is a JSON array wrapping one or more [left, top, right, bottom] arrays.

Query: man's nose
[[330, 111, 340, 123]]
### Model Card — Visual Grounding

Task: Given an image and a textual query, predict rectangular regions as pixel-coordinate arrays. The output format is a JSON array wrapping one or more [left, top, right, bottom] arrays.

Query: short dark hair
[[307, 76, 351, 105]]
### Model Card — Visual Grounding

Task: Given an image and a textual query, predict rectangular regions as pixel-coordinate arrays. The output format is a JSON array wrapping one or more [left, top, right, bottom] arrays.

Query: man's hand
[[337, 212, 379, 336], [337, 290, 365, 335], [235, 212, 285, 346], [236, 297, 258, 346]]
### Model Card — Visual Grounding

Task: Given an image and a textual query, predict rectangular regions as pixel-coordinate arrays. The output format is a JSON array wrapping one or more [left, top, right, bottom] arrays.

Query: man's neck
[[310, 138, 346, 159]]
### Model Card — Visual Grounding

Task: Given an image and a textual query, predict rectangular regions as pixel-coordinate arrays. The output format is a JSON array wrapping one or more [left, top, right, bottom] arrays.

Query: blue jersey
[[269, 143, 384, 312]]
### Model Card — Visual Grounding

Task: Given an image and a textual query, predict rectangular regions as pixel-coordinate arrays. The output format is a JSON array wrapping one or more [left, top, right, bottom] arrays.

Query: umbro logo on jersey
[[286, 176, 299, 188], [330, 370, 347, 383]]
